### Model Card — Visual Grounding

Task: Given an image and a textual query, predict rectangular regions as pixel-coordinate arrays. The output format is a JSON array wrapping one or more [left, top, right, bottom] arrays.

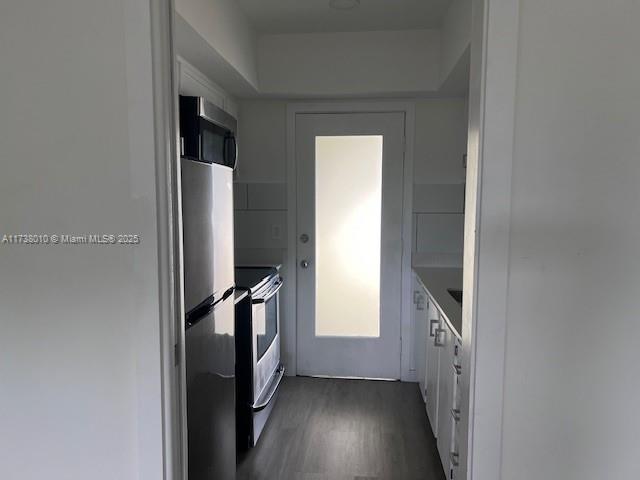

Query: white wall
[[257, 30, 441, 97], [174, 1, 473, 98], [476, 0, 640, 478], [233, 100, 468, 264], [236, 101, 288, 183], [235, 99, 467, 185], [0, 1, 165, 478], [232, 99, 468, 369], [177, 56, 239, 118], [174, 0, 258, 90], [440, 0, 472, 85]]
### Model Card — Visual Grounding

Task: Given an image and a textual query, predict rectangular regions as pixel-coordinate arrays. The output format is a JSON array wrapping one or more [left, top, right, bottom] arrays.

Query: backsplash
[[234, 182, 287, 249], [233, 181, 464, 267]]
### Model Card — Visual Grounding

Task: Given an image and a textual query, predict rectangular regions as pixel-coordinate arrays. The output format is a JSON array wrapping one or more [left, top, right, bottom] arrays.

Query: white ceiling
[[237, 0, 453, 34]]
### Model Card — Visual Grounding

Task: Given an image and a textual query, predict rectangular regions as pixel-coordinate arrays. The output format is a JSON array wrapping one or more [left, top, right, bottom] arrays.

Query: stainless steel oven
[[235, 266, 284, 449]]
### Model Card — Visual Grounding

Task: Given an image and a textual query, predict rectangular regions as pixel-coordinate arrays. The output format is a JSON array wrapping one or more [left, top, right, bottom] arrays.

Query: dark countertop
[[234, 289, 248, 304], [413, 267, 463, 340]]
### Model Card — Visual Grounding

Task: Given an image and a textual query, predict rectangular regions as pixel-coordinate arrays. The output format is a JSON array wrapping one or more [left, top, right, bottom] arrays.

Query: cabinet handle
[[451, 408, 461, 422], [429, 319, 439, 337], [434, 328, 446, 347], [450, 452, 460, 467], [415, 291, 426, 310]]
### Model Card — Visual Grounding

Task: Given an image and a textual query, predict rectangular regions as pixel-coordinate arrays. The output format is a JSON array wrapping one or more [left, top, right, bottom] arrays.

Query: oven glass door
[[256, 294, 277, 361]]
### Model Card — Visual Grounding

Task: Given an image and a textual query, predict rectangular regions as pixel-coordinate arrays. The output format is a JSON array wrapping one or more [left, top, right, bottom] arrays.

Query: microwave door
[[181, 158, 215, 312]]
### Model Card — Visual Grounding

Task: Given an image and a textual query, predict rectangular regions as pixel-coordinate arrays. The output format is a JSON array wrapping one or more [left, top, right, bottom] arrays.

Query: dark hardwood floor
[[237, 376, 445, 480]]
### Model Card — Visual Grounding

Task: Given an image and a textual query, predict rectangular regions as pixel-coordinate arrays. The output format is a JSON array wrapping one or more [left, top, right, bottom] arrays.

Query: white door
[[295, 112, 405, 379]]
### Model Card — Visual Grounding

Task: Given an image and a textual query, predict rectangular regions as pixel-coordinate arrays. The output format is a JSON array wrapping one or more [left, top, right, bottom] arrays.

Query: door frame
[[149, 0, 521, 477], [285, 102, 416, 381], [461, 0, 520, 479], [147, 0, 185, 478]]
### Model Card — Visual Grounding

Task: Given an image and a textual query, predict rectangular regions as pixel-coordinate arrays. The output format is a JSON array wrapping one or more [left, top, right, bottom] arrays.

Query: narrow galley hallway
[[237, 377, 445, 480]]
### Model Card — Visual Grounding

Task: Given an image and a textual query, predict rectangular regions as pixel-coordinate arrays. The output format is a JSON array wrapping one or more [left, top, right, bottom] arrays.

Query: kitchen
[[3, 0, 639, 479], [175, 0, 471, 479]]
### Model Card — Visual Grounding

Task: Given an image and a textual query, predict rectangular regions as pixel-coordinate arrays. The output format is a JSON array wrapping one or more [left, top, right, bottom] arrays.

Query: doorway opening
[[164, 0, 499, 477]]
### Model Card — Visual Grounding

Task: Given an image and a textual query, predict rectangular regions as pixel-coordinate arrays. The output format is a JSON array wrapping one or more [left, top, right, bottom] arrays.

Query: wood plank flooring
[[237, 377, 445, 480]]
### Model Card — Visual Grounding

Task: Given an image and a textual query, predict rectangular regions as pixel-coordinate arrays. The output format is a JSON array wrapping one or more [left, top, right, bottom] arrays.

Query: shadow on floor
[[237, 376, 444, 480]]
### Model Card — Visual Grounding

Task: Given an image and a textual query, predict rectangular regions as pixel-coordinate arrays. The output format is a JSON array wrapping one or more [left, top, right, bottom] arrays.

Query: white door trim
[[285, 101, 415, 381], [147, 0, 184, 479], [150, 1, 520, 477], [463, 0, 520, 479]]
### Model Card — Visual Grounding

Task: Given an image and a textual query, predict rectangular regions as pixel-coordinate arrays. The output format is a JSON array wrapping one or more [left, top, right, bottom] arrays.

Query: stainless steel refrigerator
[[181, 153, 236, 478]]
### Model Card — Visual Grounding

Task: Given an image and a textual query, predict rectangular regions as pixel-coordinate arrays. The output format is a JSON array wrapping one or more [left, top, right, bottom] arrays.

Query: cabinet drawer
[[449, 455, 460, 480], [452, 337, 462, 409], [449, 426, 461, 479]]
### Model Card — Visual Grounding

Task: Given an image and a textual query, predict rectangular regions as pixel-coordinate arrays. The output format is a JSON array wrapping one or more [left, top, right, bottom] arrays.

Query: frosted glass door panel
[[315, 136, 383, 337]]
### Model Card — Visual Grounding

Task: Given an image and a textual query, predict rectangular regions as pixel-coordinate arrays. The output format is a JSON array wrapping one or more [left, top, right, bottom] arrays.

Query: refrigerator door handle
[[216, 286, 235, 305], [185, 294, 215, 329], [185, 287, 234, 329]]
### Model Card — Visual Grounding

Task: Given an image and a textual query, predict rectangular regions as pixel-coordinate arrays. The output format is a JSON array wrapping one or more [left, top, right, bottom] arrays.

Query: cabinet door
[[425, 300, 440, 436], [436, 322, 456, 473], [450, 337, 463, 479], [414, 287, 427, 402]]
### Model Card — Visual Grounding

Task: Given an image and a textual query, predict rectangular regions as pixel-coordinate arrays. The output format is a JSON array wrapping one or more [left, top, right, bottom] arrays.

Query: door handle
[[300, 260, 310, 269]]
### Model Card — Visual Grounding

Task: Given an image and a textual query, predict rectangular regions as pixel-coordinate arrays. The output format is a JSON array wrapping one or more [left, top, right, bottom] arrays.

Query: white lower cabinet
[[425, 298, 440, 436], [450, 337, 462, 479], [436, 321, 456, 472], [414, 277, 463, 480], [413, 277, 428, 401]]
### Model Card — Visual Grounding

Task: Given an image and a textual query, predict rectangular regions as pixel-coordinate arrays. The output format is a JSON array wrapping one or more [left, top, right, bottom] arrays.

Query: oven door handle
[[251, 278, 283, 304], [252, 365, 285, 412]]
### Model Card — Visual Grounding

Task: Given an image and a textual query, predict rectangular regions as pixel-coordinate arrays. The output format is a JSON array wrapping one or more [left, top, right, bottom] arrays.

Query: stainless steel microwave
[[179, 95, 237, 169]]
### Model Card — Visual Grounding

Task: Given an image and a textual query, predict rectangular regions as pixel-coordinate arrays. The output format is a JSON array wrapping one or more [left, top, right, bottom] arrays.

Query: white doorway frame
[[462, 0, 520, 478], [285, 102, 416, 381], [147, 0, 186, 479], [148, 0, 522, 477]]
